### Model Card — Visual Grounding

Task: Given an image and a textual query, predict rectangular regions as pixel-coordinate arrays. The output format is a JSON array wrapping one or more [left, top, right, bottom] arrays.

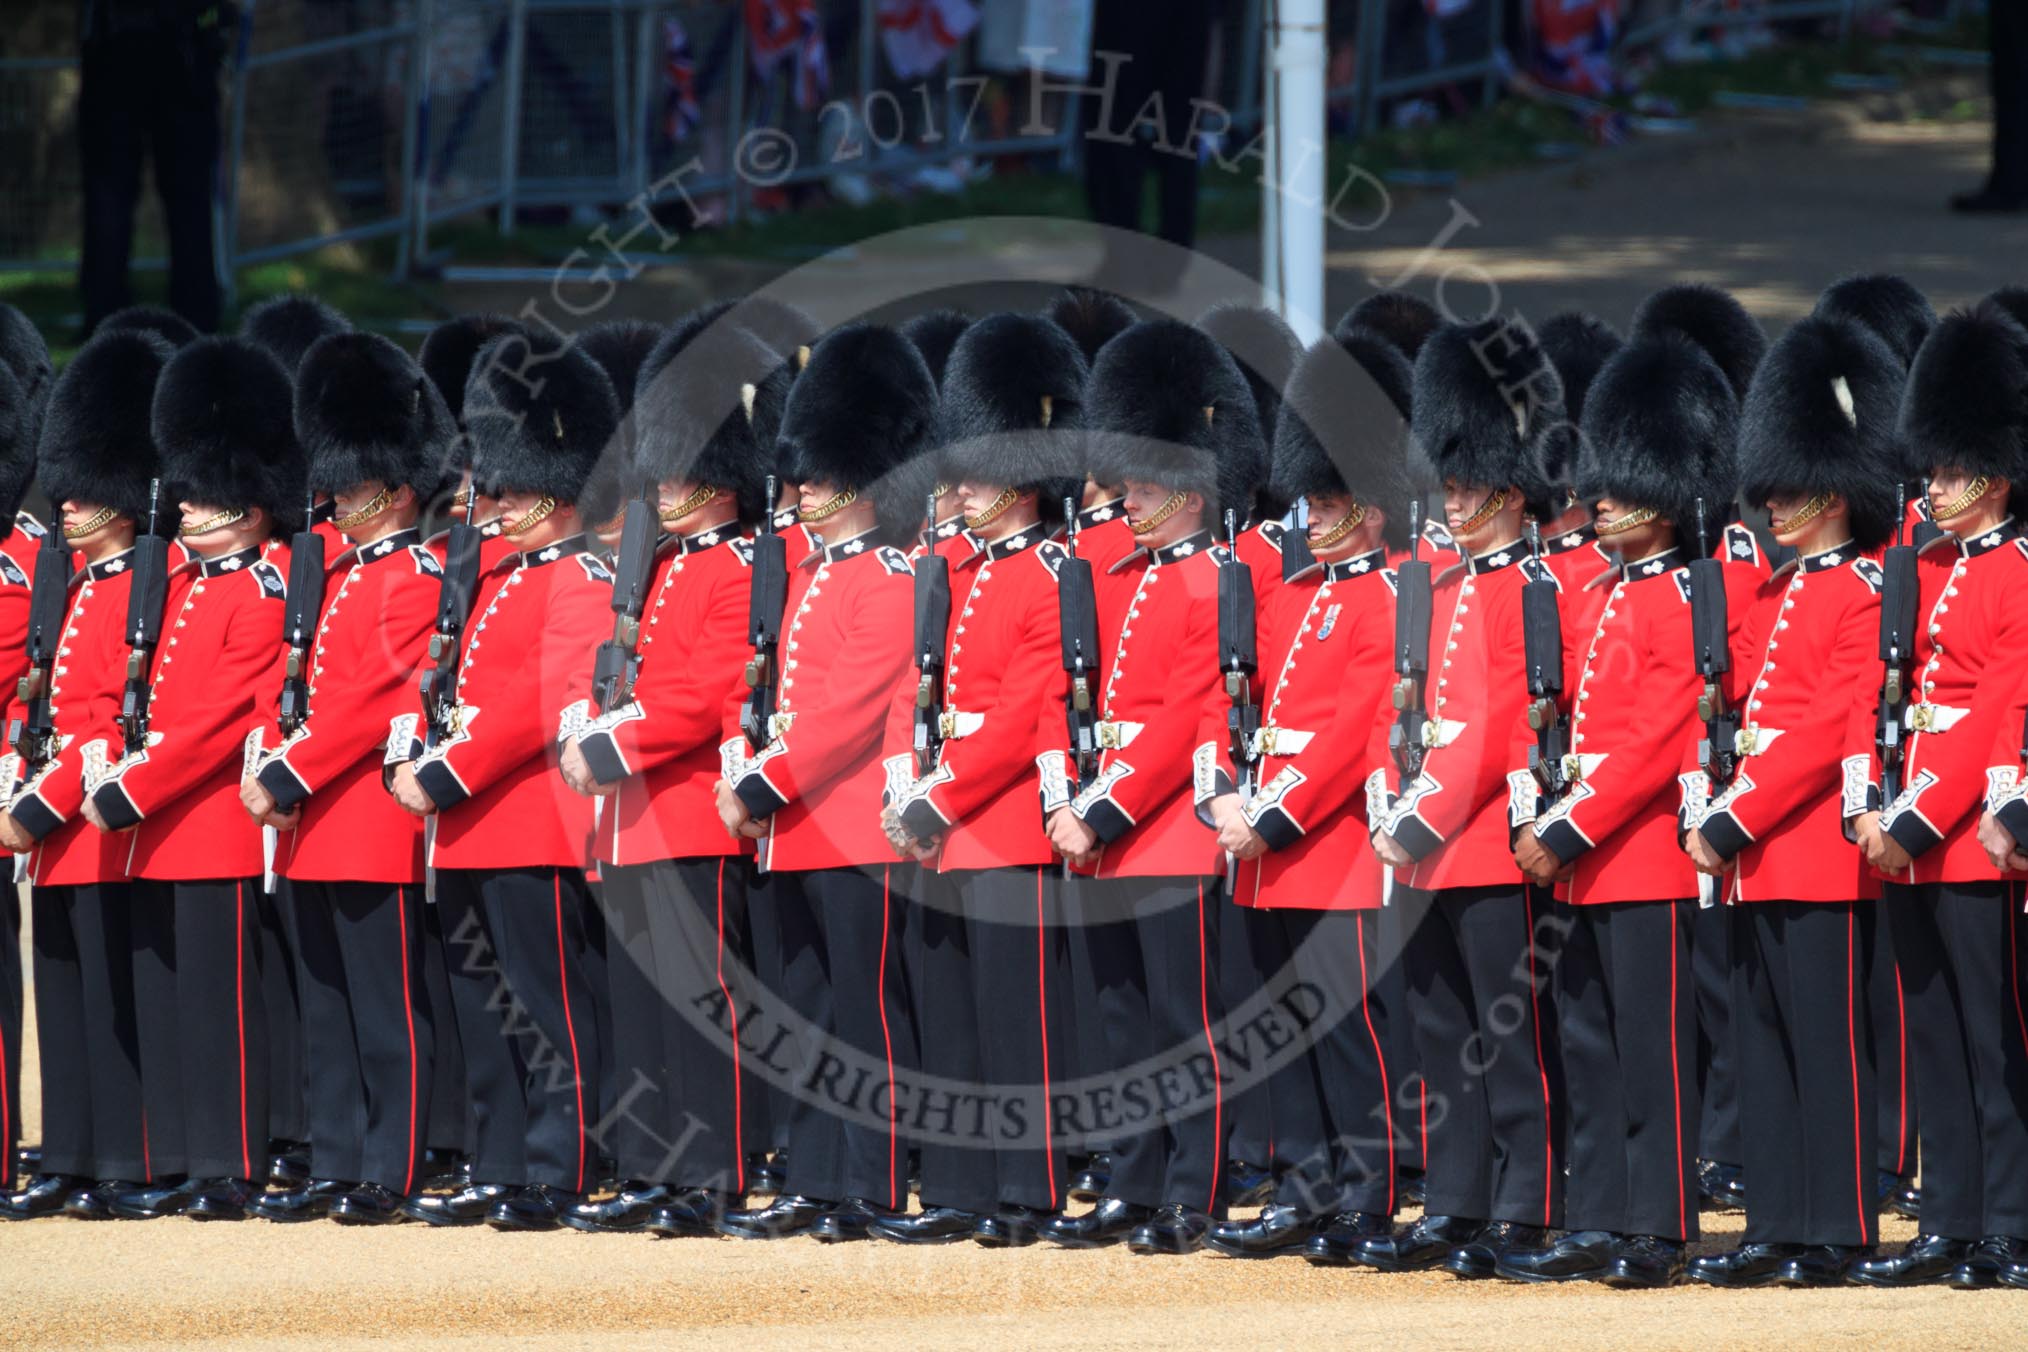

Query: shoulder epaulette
[[577, 553, 614, 584], [410, 543, 443, 576], [251, 558, 287, 600], [877, 546, 913, 576]]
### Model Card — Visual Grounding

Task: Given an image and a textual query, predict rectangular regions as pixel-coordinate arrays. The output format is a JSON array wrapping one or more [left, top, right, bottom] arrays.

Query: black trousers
[[743, 864, 791, 1156], [968, 867, 1070, 1212], [1061, 870, 1120, 1154], [30, 883, 147, 1182], [419, 893, 469, 1157], [593, 864, 669, 1184], [1732, 901, 1877, 1247], [130, 878, 269, 1182], [1870, 882, 1919, 1181], [1888, 881, 2028, 1240], [1397, 884, 1559, 1229], [1990, 0, 2028, 198], [260, 878, 306, 1147], [774, 865, 910, 1209], [78, 35, 220, 334], [912, 871, 996, 1215], [1374, 894, 1425, 1177], [294, 881, 434, 1192], [1083, 874, 1226, 1214], [0, 880, 19, 1188], [434, 866, 602, 1192], [1693, 900, 1742, 1168], [1558, 900, 1700, 1241], [1220, 898, 1274, 1171], [582, 875, 616, 1165], [1083, 0, 1208, 258]]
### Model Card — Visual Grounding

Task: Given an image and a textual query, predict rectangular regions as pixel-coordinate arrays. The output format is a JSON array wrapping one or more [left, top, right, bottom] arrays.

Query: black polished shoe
[[0, 1173, 88, 1220], [1206, 1203, 1325, 1258], [1946, 1235, 2028, 1290], [747, 1154, 783, 1197], [420, 1149, 470, 1192], [811, 1197, 896, 1243], [268, 1148, 312, 1191], [1696, 1159, 1746, 1213], [1602, 1234, 1687, 1289], [646, 1188, 740, 1238], [15, 1145, 40, 1178], [62, 1180, 135, 1221], [973, 1204, 1053, 1248], [1067, 1154, 1112, 1205], [108, 1177, 200, 1220], [486, 1183, 580, 1232], [1774, 1244, 1868, 1288], [329, 1183, 410, 1225], [716, 1194, 831, 1240], [1952, 187, 2028, 215], [870, 1205, 983, 1245], [1687, 1243, 1802, 1289], [401, 1182, 517, 1227], [561, 1183, 676, 1234], [1041, 1197, 1154, 1249], [1127, 1202, 1212, 1256], [1223, 1160, 1274, 1211], [185, 1177, 260, 1222], [1398, 1170, 1427, 1210], [2000, 1254, 2028, 1291], [1877, 1170, 1921, 1221], [1447, 1221, 1544, 1280], [1850, 1234, 1975, 1288], [1301, 1210, 1394, 1266], [251, 1178, 355, 1223], [1356, 1214, 1486, 1273], [1492, 1228, 1618, 1284]]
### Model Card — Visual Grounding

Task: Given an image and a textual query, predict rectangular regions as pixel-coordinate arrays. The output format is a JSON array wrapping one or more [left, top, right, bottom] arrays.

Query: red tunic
[[410, 536, 612, 870], [574, 528, 753, 867], [86, 546, 288, 881], [254, 529, 439, 884]]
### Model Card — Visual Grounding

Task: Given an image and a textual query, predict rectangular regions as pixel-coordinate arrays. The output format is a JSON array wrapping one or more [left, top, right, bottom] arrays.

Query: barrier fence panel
[[413, 0, 516, 256]]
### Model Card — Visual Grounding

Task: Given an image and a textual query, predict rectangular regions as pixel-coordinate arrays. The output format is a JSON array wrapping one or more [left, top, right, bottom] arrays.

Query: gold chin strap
[[1312, 501, 1368, 551], [659, 482, 717, 524], [798, 486, 858, 524], [181, 506, 247, 538], [1929, 474, 1992, 522], [1456, 488, 1510, 537], [962, 486, 1019, 532], [932, 482, 953, 500], [501, 495, 558, 536], [1129, 489, 1189, 536], [62, 506, 118, 540], [1594, 504, 1660, 538], [1772, 491, 1834, 535], [332, 487, 393, 531]]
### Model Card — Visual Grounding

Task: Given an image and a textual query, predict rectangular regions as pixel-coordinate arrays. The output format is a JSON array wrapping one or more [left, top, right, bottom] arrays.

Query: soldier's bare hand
[[1207, 792, 1244, 833], [908, 837, 941, 865], [1683, 829, 1727, 877], [1047, 807, 1099, 862], [264, 809, 302, 832], [715, 779, 752, 837], [1978, 810, 2019, 872], [1371, 830, 1411, 870], [0, 814, 31, 854], [1867, 828, 1912, 875], [81, 795, 109, 833], [240, 775, 276, 821], [389, 763, 435, 817], [1216, 814, 1266, 859], [1512, 830, 1562, 887], [559, 739, 600, 796]]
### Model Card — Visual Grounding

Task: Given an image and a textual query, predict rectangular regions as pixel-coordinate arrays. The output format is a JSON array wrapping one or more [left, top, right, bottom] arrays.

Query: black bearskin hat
[[37, 328, 175, 521], [1334, 291, 1442, 361], [98, 305, 198, 349], [421, 314, 529, 430], [574, 319, 666, 526], [1577, 329, 1740, 534], [1629, 283, 1766, 402], [1273, 328, 1416, 551], [1898, 301, 2028, 510], [239, 294, 351, 379], [295, 332, 456, 501], [1533, 311, 1623, 512], [935, 313, 1089, 530], [1813, 274, 1935, 373], [153, 337, 308, 536], [0, 364, 34, 531], [1983, 286, 2028, 336], [633, 317, 788, 529], [1410, 317, 1561, 513], [714, 294, 821, 362], [1044, 287, 1135, 365], [1087, 318, 1264, 527], [462, 332, 620, 507], [1739, 315, 1905, 552], [900, 309, 973, 388], [1199, 304, 1299, 517], [777, 323, 939, 545], [0, 303, 53, 416]]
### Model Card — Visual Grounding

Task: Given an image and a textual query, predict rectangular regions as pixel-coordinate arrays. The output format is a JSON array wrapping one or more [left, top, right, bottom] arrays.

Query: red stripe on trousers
[[1035, 868, 1056, 1203], [713, 860, 745, 1193], [1522, 889, 1554, 1227], [2010, 892, 2028, 1126], [878, 867, 899, 1209], [554, 870, 588, 1193], [398, 885, 420, 1196], [1196, 879, 1223, 1213], [1355, 912, 1395, 1214], [1893, 962, 1909, 1175], [236, 881, 252, 1181], [1843, 906, 1870, 1246], [1668, 905, 1686, 1238]]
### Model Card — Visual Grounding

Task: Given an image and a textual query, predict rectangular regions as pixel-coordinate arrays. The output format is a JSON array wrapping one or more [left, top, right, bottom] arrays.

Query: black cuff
[[90, 779, 143, 833], [1536, 817, 1589, 866], [578, 729, 630, 786], [1885, 806, 1943, 860], [1390, 812, 1443, 862], [1252, 804, 1302, 853], [734, 772, 788, 821], [1699, 807, 1752, 863], [898, 796, 951, 843], [412, 757, 470, 812], [1998, 796, 2028, 852], [1078, 796, 1134, 844], [10, 792, 62, 842], [257, 756, 312, 814]]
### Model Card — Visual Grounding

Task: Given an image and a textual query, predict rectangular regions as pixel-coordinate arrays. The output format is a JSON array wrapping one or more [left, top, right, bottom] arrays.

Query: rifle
[[1876, 483, 1920, 804], [1218, 508, 1260, 793], [1521, 521, 1569, 805], [590, 481, 659, 714], [1389, 501, 1434, 780], [1687, 498, 1738, 791], [276, 488, 327, 737], [739, 474, 789, 752], [8, 526, 75, 768], [418, 472, 484, 747], [910, 493, 951, 777], [115, 480, 172, 755], [1058, 496, 1101, 789]]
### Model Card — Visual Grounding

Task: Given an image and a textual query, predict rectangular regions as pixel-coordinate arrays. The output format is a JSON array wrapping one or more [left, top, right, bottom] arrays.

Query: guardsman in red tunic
[[1531, 311, 1624, 599], [1203, 326, 1417, 1261], [1852, 302, 2028, 1289], [559, 319, 791, 1236], [713, 324, 936, 1242], [1680, 313, 1903, 1287], [237, 333, 455, 1226], [1501, 305, 1757, 1288], [1033, 320, 1249, 1257], [873, 313, 1086, 1248], [387, 333, 617, 1232], [0, 323, 162, 1221], [1361, 318, 1563, 1277], [81, 337, 302, 1221], [0, 331, 40, 1198]]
